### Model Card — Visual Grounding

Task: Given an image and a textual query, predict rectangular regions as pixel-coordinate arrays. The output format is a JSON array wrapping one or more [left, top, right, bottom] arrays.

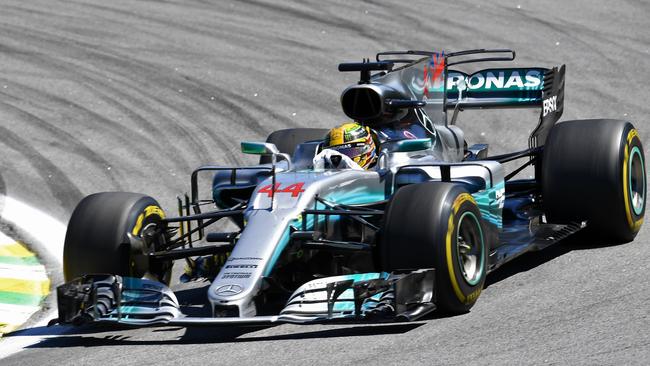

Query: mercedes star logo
[[214, 284, 243, 297]]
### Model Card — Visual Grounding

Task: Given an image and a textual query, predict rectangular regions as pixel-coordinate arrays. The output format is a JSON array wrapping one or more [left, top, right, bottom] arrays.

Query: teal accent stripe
[[264, 229, 291, 277], [629, 146, 645, 215], [326, 273, 388, 312], [272, 192, 385, 277], [471, 181, 504, 229], [456, 211, 485, 286]]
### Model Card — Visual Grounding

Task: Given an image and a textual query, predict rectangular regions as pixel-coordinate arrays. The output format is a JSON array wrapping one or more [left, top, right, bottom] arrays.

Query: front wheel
[[63, 192, 172, 284], [380, 182, 487, 313]]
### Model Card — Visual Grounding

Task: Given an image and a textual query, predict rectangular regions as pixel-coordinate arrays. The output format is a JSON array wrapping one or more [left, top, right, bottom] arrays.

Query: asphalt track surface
[[1, 0, 649, 364]]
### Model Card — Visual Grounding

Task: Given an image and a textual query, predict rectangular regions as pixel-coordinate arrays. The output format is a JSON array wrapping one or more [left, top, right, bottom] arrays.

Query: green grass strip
[[0, 256, 41, 266], [0, 290, 44, 306]]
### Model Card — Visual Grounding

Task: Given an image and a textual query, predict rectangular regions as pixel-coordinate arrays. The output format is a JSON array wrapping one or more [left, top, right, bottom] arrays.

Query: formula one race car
[[55, 49, 646, 327]]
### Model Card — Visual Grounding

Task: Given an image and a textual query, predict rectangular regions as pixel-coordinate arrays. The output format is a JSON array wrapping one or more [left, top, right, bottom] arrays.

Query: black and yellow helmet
[[324, 122, 377, 169]]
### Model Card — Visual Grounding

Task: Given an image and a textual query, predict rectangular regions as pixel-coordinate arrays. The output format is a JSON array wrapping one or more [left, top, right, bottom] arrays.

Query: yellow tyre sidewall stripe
[[622, 129, 644, 232], [445, 193, 476, 304], [132, 205, 165, 236]]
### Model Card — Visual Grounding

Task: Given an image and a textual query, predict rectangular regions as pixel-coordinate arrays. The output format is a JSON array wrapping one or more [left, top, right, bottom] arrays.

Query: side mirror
[[241, 141, 292, 169], [393, 138, 432, 152], [241, 141, 280, 155]]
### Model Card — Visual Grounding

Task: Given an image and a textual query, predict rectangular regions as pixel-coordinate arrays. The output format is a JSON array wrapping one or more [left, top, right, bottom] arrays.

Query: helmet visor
[[328, 142, 371, 159]]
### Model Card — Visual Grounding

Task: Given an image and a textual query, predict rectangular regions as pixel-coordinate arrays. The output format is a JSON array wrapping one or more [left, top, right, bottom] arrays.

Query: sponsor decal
[[418, 67, 545, 105], [542, 95, 558, 116], [225, 264, 258, 269], [403, 130, 417, 139], [222, 272, 252, 279], [227, 257, 262, 262], [495, 187, 506, 209], [214, 284, 243, 297], [144, 205, 165, 219], [466, 287, 482, 304], [414, 107, 437, 137], [423, 51, 446, 98], [447, 69, 543, 92], [132, 205, 165, 235]]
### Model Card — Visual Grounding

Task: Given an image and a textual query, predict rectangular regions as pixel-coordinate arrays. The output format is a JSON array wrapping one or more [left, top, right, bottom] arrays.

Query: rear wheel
[[260, 128, 328, 164], [380, 182, 487, 313], [542, 119, 646, 242], [63, 192, 172, 284]]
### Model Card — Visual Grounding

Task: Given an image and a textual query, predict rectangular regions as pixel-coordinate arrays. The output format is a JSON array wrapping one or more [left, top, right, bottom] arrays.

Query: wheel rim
[[629, 146, 645, 216], [137, 222, 171, 283], [456, 211, 485, 286]]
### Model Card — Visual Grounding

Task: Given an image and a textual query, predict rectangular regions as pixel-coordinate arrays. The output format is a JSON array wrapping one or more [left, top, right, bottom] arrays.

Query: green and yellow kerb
[[0, 232, 50, 336]]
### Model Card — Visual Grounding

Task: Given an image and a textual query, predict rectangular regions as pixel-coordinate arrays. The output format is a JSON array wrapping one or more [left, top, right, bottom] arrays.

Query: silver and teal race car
[[55, 49, 646, 327]]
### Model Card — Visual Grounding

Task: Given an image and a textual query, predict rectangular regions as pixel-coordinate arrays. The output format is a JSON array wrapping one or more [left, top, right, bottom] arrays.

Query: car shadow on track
[[484, 231, 629, 289], [16, 322, 424, 348], [10, 282, 425, 347], [10, 232, 627, 348]]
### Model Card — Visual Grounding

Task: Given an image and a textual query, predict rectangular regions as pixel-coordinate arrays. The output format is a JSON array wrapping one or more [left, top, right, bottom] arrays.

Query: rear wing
[[374, 49, 565, 146], [446, 65, 565, 146]]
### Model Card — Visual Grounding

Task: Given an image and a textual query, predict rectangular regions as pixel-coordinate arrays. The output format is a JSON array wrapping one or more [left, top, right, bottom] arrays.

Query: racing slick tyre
[[260, 128, 328, 164], [63, 192, 172, 284], [542, 119, 646, 242], [381, 182, 487, 314]]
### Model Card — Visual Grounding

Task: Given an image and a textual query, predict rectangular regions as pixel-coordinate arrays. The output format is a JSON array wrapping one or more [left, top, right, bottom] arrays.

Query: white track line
[[0, 232, 14, 245], [0, 267, 49, 282], [0, 306, 42, 328], [0, 195, 67, 359], [1, 197, 66, 262]]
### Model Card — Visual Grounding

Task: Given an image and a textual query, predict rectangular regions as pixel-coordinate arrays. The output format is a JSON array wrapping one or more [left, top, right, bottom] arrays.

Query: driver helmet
[[323, 122, 377, 169]]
